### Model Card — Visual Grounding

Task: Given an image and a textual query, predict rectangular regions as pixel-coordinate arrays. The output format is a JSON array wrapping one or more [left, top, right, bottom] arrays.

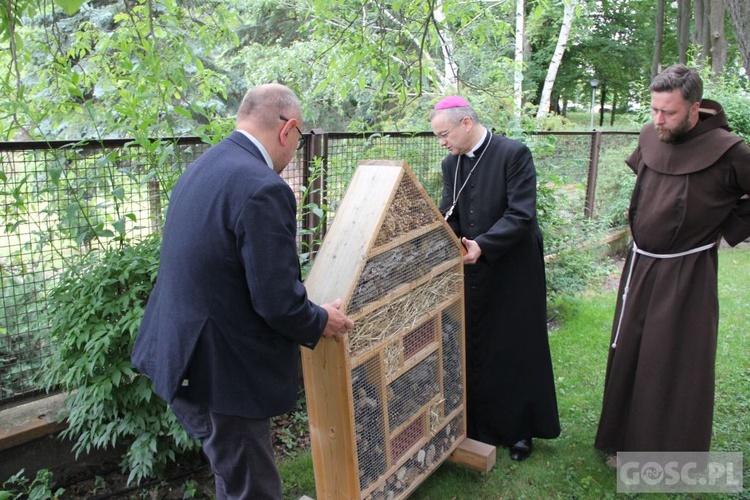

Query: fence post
[[303, 130, 328, 253], [584, 131, 602, 218]]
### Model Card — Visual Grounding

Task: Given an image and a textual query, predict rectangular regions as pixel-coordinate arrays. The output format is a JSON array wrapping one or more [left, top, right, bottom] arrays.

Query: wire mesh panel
[[441, 300, 464, 416], [0, 139, 207, 405], [593, 133, 640, 226], [323, 133, 445, 217], [387, 352, 440, 431], [531, 132, 594, 184], [302, 160, 467, 499], [352, 356, 388, 490]]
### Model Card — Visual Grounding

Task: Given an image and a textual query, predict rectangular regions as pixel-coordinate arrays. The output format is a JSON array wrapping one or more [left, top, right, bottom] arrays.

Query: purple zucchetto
[[434, 95, 471, 110]]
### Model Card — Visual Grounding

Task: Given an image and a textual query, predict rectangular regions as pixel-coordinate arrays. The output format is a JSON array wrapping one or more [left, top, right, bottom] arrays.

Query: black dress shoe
[[509, 438, 533, 461]]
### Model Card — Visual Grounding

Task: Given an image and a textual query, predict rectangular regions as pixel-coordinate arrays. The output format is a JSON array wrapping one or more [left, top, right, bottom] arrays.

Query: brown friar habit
[[595, 100, 750, 453], [439, 131, 560, 447]]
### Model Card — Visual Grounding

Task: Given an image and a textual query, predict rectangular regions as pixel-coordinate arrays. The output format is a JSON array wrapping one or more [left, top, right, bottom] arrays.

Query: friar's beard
[[655, 115, 692, 143]]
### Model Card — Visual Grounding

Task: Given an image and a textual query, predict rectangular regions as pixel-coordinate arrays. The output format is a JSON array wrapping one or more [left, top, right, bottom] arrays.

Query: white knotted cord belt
[[610, 240, 716, 349]]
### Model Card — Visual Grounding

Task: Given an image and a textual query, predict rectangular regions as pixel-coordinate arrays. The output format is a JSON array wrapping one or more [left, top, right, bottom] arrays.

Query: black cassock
[[439, 131, 560, 447]]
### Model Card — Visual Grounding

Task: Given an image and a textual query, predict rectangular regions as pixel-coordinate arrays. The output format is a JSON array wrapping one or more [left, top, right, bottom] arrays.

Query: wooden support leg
[[447, 438, 496, 473]]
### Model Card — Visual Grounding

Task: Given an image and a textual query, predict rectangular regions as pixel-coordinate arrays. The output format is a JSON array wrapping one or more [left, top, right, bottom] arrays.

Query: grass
[[279, 245, 750, 499]]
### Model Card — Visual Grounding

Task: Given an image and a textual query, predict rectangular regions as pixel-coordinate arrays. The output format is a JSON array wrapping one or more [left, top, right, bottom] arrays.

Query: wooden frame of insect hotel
[[302, 160, 468, 499]]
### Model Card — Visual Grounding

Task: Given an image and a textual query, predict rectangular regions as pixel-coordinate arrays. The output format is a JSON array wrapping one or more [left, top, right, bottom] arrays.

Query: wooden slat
[[301, 340, 360, 499], [0, 393, 69, 451], [385, 342, 439, 384]]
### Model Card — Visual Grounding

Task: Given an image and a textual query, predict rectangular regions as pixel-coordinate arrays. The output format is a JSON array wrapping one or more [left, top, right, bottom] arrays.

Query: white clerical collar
[[465, 129, 489, 158], [236, 129, 274, 170]]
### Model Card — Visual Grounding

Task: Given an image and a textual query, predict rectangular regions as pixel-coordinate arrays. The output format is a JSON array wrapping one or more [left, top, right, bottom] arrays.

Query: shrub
[[39, 235, 199, 485], [0, 468, 63, 500], [703, 70, 750, 142]]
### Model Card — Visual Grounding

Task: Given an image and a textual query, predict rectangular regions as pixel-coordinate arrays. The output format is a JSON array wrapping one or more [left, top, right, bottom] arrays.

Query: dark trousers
[[170, 395, 282, 500]]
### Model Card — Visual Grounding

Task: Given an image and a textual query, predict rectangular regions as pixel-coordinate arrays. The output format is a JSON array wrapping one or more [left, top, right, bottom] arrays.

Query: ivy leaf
[[112, 186, 125, 201], [55, 0, 87, 16]]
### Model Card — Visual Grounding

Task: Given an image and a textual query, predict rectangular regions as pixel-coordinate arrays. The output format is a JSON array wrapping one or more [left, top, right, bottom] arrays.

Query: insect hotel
[[302, 160, 490, 499]]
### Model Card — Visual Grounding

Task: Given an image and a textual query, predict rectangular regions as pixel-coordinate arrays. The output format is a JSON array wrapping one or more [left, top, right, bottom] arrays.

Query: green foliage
[[180, 478, 199, 499], [54, 0, 86, 16], [0, 469, 64, 500], [39, 234, 199, 485], [703, 69, 750, 142], [3, 0, 749, 137], [297, 157, 328, 277], [1, 0, 237, 141], [271, 394, 310, 458], [297, 1, 520, 128]]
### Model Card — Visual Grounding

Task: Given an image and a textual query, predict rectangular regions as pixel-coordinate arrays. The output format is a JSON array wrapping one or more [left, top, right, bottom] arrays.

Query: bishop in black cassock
[[429, 96, 560, 461]]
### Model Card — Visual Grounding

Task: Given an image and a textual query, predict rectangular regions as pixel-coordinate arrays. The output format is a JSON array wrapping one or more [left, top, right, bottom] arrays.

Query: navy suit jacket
[[132, 131, 327, 418]]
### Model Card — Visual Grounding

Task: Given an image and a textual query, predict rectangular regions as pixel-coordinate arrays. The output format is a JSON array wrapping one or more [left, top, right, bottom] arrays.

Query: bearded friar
[[594, 64, 750, 466]]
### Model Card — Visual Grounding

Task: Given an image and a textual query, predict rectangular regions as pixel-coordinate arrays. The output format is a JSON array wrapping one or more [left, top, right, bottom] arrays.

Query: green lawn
[[280, 246, 750, 499]]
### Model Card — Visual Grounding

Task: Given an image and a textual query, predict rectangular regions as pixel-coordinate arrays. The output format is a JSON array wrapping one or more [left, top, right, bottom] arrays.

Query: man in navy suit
[[132, 83, 354, 499]]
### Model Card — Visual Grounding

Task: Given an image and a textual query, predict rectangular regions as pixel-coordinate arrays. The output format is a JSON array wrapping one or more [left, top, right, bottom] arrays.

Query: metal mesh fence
[[594, 133, 641, 226], [0, 139, 208, 404], [323, 132, 446, 210], [532, 131, 639, 215], [0, 130, 638, 406], [531, 132, 594, 184]]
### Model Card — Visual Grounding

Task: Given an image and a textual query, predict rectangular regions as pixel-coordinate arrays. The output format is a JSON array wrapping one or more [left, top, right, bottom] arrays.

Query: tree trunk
[[693, 0, 711, 65], [610, 91, 617, 126], [514, 0, 524, 117], [709, 0, 727, 75], [727, 0, 750, 77], [598, 83, 606, 128], [677, 0, 691, 64], [652, 0, 665, 79], [536, 0, 576, 119]]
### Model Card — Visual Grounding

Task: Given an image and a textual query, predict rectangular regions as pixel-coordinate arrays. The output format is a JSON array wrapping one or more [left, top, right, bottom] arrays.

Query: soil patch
[[49, 413, 308, 499]]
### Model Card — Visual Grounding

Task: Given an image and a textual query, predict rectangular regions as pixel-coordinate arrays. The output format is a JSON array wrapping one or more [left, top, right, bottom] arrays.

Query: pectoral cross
[[444, 205, 454, 221]]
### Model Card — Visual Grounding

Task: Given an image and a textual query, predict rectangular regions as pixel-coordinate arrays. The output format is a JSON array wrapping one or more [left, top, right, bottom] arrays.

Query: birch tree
[[536, 0, 577, 119], [434, 0, 460, 94], [514, 0, 524, 117]]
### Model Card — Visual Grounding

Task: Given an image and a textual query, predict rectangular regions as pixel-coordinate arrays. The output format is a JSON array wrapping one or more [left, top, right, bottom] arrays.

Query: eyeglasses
[[435, 118, 465, 140], [279, 115, 304, 150]]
